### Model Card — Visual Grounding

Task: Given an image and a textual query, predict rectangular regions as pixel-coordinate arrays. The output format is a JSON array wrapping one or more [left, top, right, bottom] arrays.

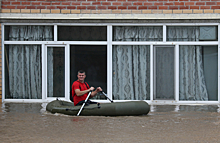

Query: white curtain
[[113, 26, 162, 100], [7, 26, 53, 99], [167, 26, 208, 101]]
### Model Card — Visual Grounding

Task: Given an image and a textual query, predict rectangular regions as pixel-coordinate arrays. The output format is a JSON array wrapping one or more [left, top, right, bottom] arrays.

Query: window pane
[[47, 47, 65, 97], [179, 45, 218, 101], [167, 26, 218, 41], [113, 26, 163, 41], [4, 25, 54, 41], [70, 45, 107, 99], [112, 45, 150, 100], [5, 45, 42, 99], [58, 26, 107, 41]]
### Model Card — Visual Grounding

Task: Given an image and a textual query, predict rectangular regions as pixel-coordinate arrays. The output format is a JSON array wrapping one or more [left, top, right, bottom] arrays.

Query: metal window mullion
[[150, 44, 154, 101], [175, 44, 179, 102], [107, 25, 113, 101], [2, 24, 5, 102], [54, 25, 57, 42], [218, 24, 220, 103], [65, 44, 70, 100], [42, 44, 47, 100], [163, 25, 166, 42]]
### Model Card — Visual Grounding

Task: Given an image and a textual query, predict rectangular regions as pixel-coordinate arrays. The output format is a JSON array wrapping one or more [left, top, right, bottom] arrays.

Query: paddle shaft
[[77, 91, 92, 116], [102, 92, 113, 103]]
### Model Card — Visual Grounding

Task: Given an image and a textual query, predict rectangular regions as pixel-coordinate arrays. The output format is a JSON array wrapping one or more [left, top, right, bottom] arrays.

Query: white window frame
[[1, 23, 219, 105]]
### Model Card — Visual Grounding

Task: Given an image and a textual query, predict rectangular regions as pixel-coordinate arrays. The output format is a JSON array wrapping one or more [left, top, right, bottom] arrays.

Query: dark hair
[[78, 70, 86, 75]]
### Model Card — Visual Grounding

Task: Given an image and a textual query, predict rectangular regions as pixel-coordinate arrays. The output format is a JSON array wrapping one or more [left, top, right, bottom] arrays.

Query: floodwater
[[1, 103, 220, 143]]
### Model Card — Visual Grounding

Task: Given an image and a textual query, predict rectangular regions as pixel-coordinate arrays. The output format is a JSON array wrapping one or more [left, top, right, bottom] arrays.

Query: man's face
[[77, 72, 86, 82]]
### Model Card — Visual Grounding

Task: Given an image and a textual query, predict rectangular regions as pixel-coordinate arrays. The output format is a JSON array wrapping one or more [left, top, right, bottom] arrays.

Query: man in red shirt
[[72, 70, 102, 106]]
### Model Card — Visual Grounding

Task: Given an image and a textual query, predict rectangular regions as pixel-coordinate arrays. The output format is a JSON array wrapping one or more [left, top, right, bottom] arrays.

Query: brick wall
[[1, 0, 220, 14]]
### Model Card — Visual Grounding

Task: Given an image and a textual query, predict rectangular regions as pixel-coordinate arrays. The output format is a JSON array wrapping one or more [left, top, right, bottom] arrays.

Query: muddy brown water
[[1, 103, 220, 143]]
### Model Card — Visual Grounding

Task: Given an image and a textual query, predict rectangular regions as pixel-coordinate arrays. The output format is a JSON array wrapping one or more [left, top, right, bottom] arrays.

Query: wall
[[1, 0, 220, 14]]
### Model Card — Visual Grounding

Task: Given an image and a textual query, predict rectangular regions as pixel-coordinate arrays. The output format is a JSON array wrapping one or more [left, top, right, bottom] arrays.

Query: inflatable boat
[[46, 100, 150, 116]]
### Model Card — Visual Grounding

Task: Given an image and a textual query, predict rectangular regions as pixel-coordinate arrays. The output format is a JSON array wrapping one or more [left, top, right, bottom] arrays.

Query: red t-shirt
[[72, 80, 90, 106]]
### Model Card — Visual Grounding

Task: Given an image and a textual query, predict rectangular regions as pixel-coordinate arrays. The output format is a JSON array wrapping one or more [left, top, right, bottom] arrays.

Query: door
[[154, 46, 175, 100], [46, 45, 66, 99]]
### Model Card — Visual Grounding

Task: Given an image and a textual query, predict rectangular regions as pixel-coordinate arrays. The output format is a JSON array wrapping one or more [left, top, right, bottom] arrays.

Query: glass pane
[[179, 45, 218, 101], [154, 46, 174, 100], [47, 47, 65, 97], [167, 26, 218, 41], [5, 45, 42, 99], [113, 26, 163, 41], [70, 45, 107, 100], [58, 26, 107, 41], [4, 25, 54, 41], [112, 45, 150, 100]]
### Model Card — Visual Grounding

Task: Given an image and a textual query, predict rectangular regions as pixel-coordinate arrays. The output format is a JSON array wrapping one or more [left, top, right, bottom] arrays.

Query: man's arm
[[75, 87, 95, 96]]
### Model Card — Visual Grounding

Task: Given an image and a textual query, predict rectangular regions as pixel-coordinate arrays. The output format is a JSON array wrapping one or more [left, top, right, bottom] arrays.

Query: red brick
[[127, 0, 137, 1], [27, 6, 36, 9], [42, 2, 51, 5], [174, 2, 184, 5], [179, 6, 189, 9], [51, 2, 60, 5], [32, 2, 41, 5], [190, 0, 200, 1], [206, 2, 216, 5], [71, 2, 81, 5], [57, 6, 66, 9], [138, 6, 148, 9], [11, 2, 20, 5], [148, 0, 156, 1], [82, 2, 91, 5], [148, 6, 157, 9], [77, 6, 86, 9], [127, 6, 137, 9], [190, 6, 199, 9], [112, 2, 121, 5], [92, 2, 101, 5], [164, 2, 173, 5], [17, 6, 26, 9], [158, 0, 168, 1], [17, 0, 27, 1], [196, 2, 205, 5], [102, 2, 111, 5], [46, 0, 56, 1], [87, 6, 96, 9], [179, 0, 188, 1], [77, 0, 86, 1], [107, 0, 117, 1], [2, 2, 10, 5], [108, 6, 117, 9], [98, 6, 107, 9], [144, 2, 153, 6], [87, 0, 95, 1], [21, 2, 31, 5], [169, 6, 178, 9], [7, 5, 16, 9], [1, 5, 7, 9], [47, 6, 56, 9], [212, 0, 220, 1], [118, 6, 127, 9], [211, 6, 220, 9], [185, 2, 194, 5], [133, 2, 143, 5], [62, 2, 71, 5], [118, 0, 126, 1], [67, 6, 76, 9], [36, 6, 46, 9], [57, 0, 67, 1], [154, 2, 163, 6], [200, 6, 210, 9], [159, 6, 168, 9], [123, 2, 132, 6]]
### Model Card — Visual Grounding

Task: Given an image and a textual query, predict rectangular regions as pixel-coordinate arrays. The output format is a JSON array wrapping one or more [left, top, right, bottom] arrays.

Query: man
[[72, 70, 102, 106]]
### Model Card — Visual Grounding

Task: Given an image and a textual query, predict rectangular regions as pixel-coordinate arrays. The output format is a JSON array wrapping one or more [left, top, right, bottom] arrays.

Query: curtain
[[113, 26, 162, 100], [167, 26, 208, 101], [7, 26, 53, 99]]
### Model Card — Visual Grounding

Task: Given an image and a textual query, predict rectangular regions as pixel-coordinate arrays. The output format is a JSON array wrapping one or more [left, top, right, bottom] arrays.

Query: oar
[[102, 92, 114, 103], [77, 91, 92, 116]]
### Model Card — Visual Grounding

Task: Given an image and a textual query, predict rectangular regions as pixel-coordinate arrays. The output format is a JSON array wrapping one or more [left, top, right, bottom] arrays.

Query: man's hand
[[96, 87, 102, 92], [90, 87, 95, 91]]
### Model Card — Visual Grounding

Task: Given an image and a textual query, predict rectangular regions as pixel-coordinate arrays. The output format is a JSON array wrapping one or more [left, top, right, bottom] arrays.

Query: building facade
[[0, 0, 219, 104]]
